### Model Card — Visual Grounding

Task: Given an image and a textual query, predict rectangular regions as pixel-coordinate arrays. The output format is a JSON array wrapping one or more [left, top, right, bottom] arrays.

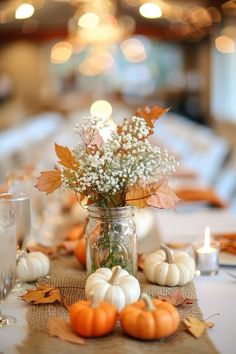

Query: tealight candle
[[193, 226, 219, 276]]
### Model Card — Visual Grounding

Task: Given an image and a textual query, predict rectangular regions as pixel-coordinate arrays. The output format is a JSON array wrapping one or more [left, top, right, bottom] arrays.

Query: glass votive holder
[[192, 239, 220, 276]]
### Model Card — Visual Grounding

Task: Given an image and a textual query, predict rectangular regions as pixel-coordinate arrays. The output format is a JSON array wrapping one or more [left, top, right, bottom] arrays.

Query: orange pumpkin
[[67, 224, 85, 241], [120, 293, 180, 340], [73, 237, 86, 266], [69, 294, 117, 337]]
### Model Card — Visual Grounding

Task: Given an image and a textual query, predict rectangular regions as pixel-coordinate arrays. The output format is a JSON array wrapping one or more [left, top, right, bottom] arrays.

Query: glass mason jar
[[86, 206, 137, 275]]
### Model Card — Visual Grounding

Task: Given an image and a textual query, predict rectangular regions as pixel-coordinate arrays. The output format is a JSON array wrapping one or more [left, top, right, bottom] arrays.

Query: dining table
[[0, 205, 236, 354]]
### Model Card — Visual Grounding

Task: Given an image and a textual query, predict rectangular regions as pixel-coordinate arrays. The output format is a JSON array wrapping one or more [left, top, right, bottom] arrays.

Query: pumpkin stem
[[141, 293, 155, 312], [89, 292, 98, 308], [160, 243, 173, 264], [109, 266, 122, 285]]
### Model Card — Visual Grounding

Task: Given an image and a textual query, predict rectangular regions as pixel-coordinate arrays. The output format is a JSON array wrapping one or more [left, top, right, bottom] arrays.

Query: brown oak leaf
[[55, 143, 78, 170], [125, 180, 179, 209], [156, 290, 193, 307], [20, 284, 68, 307], [135, 105, 170, 129], [35, 170, 62, 194], [48, 317, 85, 345], [183, 316, 214, 338]]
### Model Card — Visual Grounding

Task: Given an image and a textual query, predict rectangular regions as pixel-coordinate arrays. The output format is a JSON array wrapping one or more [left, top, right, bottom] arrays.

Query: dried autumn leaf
[[83, 127, 103, 147], [183, 316, 214, 338], [58, 240, 79, 255], [147, 180, 179, 209], [125, 180, 179, 209], [35, 170, 62, 195], [55, 143, 78, 170], [135, 105, 170, 129], [27, 244, 57, 257], [125, 184, 149, 208], [48, 317, 85, 345], [156, 290, 193, 307], [20, 284, 68, 307]]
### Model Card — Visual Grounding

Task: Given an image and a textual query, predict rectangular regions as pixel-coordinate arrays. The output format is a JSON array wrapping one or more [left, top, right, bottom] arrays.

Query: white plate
[[219, 251, 236, 266]]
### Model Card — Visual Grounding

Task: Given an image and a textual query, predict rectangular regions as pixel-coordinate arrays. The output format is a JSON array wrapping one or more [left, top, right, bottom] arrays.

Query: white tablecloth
[[1, 208, 236, 354]]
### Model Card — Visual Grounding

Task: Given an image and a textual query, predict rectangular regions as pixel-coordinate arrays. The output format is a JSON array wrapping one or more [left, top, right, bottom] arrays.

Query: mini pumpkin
[[120, 293, 180, 340], [69, 293, 117, 337], [16, 251, 50, 282], [74, 238, 86, 266], [85, 266, 140, 311], [144, 244, 195, 286]]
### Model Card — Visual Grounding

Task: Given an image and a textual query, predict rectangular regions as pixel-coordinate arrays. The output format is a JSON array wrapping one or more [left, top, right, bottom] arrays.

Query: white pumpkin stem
[[141, 293, 155, 312], [160, 243, 173, 264], [89, 292, 98, 308], [109, 266, 122, 285]]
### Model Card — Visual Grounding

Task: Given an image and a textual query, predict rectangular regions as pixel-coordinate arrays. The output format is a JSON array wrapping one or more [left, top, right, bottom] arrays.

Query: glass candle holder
[[193, 239, 220, 276]]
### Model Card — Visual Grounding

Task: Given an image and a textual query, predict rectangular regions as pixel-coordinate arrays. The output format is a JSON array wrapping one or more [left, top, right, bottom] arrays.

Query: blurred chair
[[155, 112, 230, 185], [0, 112, 64, 183]]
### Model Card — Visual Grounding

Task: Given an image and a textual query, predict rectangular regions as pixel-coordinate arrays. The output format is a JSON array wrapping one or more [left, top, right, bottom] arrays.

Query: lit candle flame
[[204, 226, 211, 249]]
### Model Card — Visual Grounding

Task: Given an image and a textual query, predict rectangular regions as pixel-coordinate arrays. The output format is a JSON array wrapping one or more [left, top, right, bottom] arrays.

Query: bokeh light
[[50, 42, 73, 64], [215, 35, 235, 53], [15, 3, 35, 20], [78, 12, 100, 29], [90, 100, 113, 119], [139, 3, 162, 19], [120, 37, 147, 63]]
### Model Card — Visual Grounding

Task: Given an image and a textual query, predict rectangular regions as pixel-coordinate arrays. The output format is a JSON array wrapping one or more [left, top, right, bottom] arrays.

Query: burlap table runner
[[17, 256, 219, 354]]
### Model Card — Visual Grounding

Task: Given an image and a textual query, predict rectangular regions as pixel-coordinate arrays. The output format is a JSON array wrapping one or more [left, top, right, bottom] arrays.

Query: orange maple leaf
[[125, 180, 179, 209], [55, 143, 78, 170], [35, 170, 61, 194], [135, 105, 170, 129]]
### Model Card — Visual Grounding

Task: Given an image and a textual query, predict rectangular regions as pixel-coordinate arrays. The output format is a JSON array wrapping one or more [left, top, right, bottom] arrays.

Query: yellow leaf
[[55, 143, 78, 170], [183, 317, 206, 338], [183, 316, 214, 338], [35, 170, 61, 195], [135, 105, 170, 129], [48, 317, 85, 345]]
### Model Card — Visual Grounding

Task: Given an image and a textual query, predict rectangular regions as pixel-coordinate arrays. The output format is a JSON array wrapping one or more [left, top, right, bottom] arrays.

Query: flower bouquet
[[36, 105, 178, 273]]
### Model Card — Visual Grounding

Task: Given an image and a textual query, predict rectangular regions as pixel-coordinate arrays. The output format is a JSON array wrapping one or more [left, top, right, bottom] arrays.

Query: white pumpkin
[[17, 251, 50, 282], [144, 244, 195, 286], [85, 266, 140, 311]]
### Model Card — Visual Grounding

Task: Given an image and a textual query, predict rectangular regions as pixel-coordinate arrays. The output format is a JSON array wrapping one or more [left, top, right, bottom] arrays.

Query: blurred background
[[0, 0, 236, 216]]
